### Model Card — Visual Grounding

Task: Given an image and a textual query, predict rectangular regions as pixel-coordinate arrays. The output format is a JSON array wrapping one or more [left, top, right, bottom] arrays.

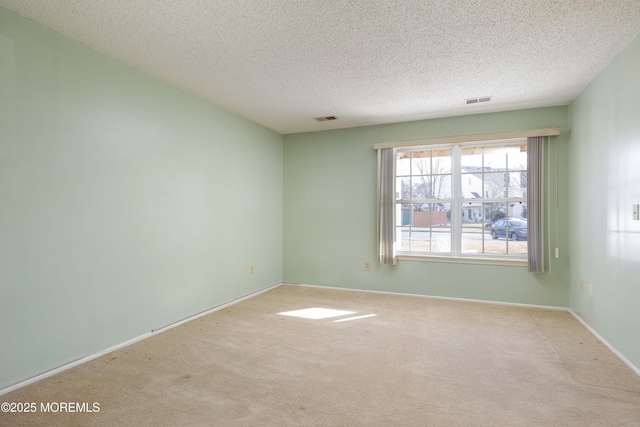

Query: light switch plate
[[634, 204, 640, 220]]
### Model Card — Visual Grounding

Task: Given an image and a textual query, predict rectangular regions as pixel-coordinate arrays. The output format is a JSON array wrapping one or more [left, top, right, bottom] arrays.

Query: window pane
[[402, 205, 429, 252], [461, 201, 482, 223], [411, 178, 431, 200], [408, 227, 430, 252], [411, 152, 431, 175], [506, 172, 526, 198], [460, 201, 481, 254], [461, 147, 483, 180], [430, 227, 451, 253], [462, 173, 482, 199], [396, 177, 410, 200], [485, 215, 508, 254], [397, 203, 412, 226], [397, 203, 413, 251], [507, 201, 527, 219], [484, 172, 508, 198], [405, 149, 453, 202], [483, 145, 509, 171], [485, 202, 507, 223], [505, 216, 528, 255], [507, 143, 527, 171], [430, 150, 451, 174], [423, 203, 450, 227], [462, 225, 489, 254], [507, 239, 528, 255], [485, 230, 508, 254], [432, 175, 451, 199], [396, 152, 411, 175], [397, 225, 411, 251], [461, 146, 484, 198], [428, 203, 451, 253], [484, 144, 527, 172]]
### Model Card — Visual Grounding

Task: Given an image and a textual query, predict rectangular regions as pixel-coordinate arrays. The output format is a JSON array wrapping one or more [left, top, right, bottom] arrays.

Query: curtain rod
[[373, 128, 560, 150]]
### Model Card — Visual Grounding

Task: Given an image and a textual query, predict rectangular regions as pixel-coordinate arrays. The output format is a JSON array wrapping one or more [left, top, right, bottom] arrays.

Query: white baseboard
[[283, 282, 567, 311], [0, 282, 282, 396], [568, 309, 640, 377]]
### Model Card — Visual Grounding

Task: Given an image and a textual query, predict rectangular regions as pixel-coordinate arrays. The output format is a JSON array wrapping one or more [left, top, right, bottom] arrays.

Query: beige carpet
[[2, 284, 640, 426]]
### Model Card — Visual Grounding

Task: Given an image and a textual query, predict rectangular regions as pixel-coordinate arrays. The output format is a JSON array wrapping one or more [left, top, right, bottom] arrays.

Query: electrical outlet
[[250, 264, 254, 274], [579, 280, 584, 292], [364, 261, 371, 271], [588, 284, 593, 297]]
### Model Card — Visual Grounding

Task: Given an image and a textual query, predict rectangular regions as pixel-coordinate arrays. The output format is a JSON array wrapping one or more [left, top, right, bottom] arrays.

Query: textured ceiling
[[2, 1, 640, 134]]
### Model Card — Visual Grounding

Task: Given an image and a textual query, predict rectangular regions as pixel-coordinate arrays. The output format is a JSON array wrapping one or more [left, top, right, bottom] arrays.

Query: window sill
[[397, 253, 527, 267]]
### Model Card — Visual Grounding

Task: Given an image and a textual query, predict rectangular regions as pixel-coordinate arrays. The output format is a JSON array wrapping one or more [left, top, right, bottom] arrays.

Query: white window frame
[[395, 140, 527, 265], [375, 128, 559, 267]]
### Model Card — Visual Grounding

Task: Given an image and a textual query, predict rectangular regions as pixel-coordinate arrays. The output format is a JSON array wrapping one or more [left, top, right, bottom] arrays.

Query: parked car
[[490, 218, 527, 241]]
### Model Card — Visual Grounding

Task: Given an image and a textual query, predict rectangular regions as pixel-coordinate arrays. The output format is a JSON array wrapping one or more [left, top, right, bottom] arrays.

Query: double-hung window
[[395, 140, 528, 259], [377, 129, 558, 269]]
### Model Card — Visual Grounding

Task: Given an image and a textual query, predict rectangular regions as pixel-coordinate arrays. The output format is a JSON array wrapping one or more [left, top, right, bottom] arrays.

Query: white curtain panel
[[378, 148, 396, 265], [527, 136, 544, 273]]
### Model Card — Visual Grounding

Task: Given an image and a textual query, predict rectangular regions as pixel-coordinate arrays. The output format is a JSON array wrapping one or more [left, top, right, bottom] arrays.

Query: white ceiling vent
[[465, 97, 492, 105], [314, 116, 338, 122]]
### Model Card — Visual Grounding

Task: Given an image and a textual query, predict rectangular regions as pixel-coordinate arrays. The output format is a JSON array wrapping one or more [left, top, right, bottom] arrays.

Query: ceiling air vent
[[465, 97, 491, 105], [314, 116, 338, 122]]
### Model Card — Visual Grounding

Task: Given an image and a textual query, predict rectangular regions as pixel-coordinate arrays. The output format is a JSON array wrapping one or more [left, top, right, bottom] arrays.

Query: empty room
[[1, 1, 640, 425]]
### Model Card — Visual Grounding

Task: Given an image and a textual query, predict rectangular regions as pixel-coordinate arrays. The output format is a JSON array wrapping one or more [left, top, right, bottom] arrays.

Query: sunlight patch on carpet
[[333, 314, 377, 323], [278, 308, 355, 320]]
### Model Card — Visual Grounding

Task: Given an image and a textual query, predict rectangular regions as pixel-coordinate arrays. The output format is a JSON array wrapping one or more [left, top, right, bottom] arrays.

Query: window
[[377, 129, 556, 270], [394, 140, 528, 259]]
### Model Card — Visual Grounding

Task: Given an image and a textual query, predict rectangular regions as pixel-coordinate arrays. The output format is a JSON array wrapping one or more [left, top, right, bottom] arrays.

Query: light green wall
[[284, 107, 570, 306], [0, 9, 283, 388], [568, 33, 640, 368]]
